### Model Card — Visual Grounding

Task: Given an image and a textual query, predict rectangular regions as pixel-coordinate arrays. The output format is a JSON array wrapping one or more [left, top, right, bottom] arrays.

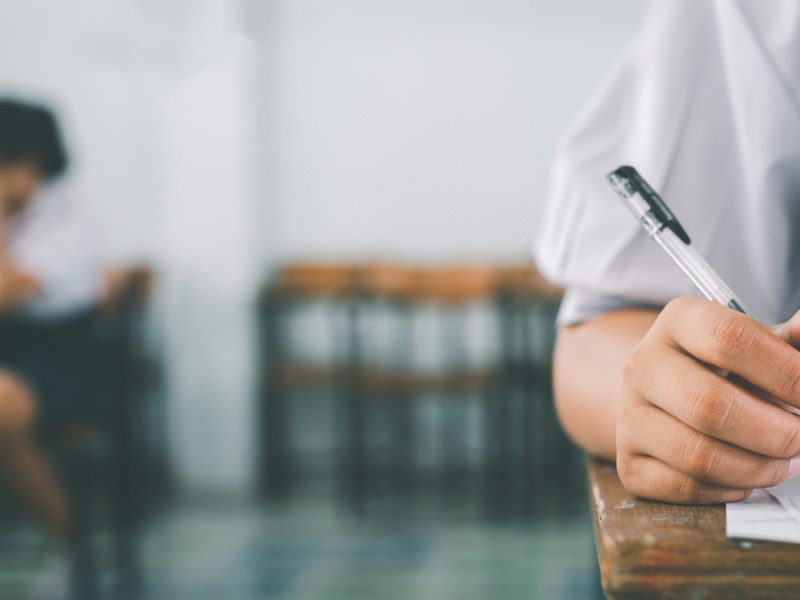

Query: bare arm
[[0, 269, 41, 309], [553, 309, 657, 460]]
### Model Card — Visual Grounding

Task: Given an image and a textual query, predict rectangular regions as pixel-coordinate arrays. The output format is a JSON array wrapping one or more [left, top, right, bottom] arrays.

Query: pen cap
[[607, 165, 753, 318], [607, 166, 691, 245]]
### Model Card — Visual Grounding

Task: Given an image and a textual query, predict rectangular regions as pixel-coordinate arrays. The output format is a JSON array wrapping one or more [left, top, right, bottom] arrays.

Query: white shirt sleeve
[[536, 0, 800, 326], [9, 183, 102, 319]]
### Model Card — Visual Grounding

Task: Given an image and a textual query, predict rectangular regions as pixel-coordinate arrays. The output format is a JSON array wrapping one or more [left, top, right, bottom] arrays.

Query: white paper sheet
[[726, 488, 800, 544], [766, 476, 800, 524]]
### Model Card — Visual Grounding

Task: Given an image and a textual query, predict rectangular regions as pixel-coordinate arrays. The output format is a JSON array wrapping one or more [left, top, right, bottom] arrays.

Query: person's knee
[[0, 372, 37, 436]]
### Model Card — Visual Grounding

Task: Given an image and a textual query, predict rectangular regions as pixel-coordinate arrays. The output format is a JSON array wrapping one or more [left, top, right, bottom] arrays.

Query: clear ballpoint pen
[[607, 165, 753, 317]]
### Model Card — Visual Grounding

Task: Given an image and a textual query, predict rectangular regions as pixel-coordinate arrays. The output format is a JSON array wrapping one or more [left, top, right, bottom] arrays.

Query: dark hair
[[0, 98, 68, 180]]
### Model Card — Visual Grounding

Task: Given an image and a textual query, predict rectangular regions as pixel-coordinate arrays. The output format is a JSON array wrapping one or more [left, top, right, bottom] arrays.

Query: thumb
[[772, 310, 800, 349]]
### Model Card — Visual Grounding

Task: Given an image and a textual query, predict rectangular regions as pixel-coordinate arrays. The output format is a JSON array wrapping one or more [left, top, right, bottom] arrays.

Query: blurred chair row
[[0, 266, 167, 600], [257, 262, 578, 513]]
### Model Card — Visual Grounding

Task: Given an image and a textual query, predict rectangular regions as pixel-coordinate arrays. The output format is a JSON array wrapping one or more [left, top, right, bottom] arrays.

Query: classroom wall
[[246, 0, 648, 267], [157, 33, 261, 492], [0, 0, 647, 492]]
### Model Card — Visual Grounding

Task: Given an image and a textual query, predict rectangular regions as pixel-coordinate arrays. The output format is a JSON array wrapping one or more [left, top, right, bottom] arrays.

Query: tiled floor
[[140, 479, 601, 600], [1, 481, 602, 600]]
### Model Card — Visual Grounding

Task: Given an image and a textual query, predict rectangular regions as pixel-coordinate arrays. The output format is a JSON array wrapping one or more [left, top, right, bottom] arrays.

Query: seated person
[[0, 98, 102, 598], [538, 1, 800, 504]]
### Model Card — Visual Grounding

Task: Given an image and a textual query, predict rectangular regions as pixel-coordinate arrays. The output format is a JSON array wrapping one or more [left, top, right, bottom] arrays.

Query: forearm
[[0, 268, 41, 308], [553, 308, 658, 460]]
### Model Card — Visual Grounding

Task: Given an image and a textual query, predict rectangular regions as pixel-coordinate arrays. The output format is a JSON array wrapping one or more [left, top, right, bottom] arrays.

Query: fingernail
[[786, 459, 800, 480]]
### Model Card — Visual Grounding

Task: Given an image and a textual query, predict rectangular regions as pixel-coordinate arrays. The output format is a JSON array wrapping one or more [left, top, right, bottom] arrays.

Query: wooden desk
[[588, 457, 800, 599]]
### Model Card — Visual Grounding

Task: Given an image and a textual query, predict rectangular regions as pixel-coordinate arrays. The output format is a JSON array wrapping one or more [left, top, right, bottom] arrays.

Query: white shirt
[[536, 0, 800, 326], [8, 181, 102, 318]]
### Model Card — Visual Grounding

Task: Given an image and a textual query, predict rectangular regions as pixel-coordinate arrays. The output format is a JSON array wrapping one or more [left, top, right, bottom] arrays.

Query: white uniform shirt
[[7, 181, 101, 318], [536, 0, 800, 326]]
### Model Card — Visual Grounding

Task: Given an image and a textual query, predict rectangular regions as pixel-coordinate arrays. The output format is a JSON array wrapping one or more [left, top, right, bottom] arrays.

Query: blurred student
[[0, 98, 101, 598], [538, 1, 800, 504]]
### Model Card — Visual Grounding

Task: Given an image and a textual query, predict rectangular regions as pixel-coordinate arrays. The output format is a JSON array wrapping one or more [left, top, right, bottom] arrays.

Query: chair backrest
[[358, 264, 497, 305], [264, 262, 361, 302], [492, 264, 563, 302]]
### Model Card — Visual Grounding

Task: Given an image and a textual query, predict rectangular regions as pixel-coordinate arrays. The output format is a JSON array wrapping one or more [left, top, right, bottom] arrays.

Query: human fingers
[[656, 297, 800, 410], [772, 309, 800, 349], [619, 403, 800, 489], [616, 452, 752, 505], [624, 343, 800, 459]]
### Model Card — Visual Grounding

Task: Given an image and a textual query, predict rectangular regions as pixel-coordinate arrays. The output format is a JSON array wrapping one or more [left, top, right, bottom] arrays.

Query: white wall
[[248, 0, 648, 267], [158, 34, 260, 492]]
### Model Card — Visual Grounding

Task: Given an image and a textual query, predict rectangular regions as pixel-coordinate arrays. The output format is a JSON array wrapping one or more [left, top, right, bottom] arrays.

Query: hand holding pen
[[606, 166, 800, 504]]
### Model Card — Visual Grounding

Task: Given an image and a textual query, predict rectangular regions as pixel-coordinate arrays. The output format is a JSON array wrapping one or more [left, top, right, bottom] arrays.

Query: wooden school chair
[[257, 261, 568, 515], [343, 264, 499, 508], [68, 265, 162, 598], [490, 264, 571, 511], [257, 262, 362, 497], [340, 263, 416, 505], [257, 261, 502, 509]]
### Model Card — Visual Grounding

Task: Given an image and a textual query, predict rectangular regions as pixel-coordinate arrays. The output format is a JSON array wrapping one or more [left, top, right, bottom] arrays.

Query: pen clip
[[609, 166, 691, 245]]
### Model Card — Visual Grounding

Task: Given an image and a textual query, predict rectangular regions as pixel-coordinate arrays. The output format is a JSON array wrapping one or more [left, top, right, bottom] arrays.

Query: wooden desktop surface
[[588, 457, 800, 599]]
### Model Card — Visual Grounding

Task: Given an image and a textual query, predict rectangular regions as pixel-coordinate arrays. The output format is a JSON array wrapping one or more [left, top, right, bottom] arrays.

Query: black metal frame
[[257, 273, 570, 516]]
